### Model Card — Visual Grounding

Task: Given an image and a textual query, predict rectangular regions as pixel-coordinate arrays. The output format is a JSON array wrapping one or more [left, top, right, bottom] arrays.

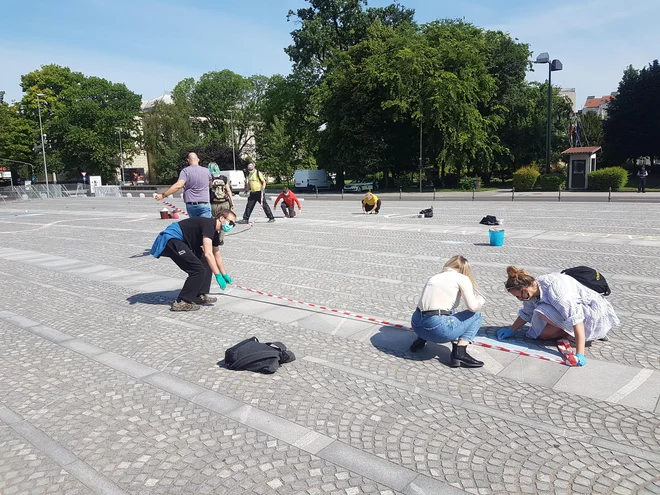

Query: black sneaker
[[268, 218, 276, 223], [237, 219, 249, 224]]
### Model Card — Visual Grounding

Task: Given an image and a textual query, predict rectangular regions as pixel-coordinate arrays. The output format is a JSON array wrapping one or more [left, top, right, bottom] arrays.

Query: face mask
[[284, 192, 289, 196], [221, 223, 234, 233]]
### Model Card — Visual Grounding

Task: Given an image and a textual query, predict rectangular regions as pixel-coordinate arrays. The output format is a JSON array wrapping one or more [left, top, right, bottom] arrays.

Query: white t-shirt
[[417, 269, 485, 312]]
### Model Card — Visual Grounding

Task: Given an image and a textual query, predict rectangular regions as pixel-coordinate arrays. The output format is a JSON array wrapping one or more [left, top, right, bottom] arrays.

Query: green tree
[[603, 60, 660, 166], [578, 111, 604, 148], [0, 103, 37, 174], [260, 74, 317, 173], [496, 82, 573, 174], [286, 0, 415, 79], [259, 115, 296, 181], [142, 101, 201, 182], [173, 71, 267, 159], [18, 65, 142, 182]]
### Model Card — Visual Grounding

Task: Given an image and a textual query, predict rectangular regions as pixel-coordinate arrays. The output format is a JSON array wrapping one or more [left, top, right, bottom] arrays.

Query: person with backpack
[[497, 266, 619, 366], [409, 256, 486, 368], [238, 163, 275, 224], [208, 164, 234, 244]]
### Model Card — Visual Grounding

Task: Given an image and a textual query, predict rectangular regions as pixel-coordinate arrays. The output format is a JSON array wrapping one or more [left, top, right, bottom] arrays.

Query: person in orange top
[[274, 187, 302, 218]]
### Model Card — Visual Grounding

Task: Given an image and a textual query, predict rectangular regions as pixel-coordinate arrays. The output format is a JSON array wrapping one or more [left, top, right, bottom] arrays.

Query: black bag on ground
[[479, 215, 499, 226], [561, 266, 611, 296], [419, 206, 434, 218], [224, 337, 296, 373]]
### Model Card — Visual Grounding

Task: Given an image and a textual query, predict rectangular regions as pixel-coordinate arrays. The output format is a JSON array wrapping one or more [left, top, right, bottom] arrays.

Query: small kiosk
[[562, 147, 601, 190]]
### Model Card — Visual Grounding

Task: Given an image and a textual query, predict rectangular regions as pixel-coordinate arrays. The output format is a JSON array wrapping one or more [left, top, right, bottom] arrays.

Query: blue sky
[[1, 0, 658, 108]]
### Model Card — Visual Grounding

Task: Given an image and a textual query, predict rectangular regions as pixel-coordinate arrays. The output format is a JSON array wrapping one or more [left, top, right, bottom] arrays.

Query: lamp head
[[551, 59, 563, 72], [535, 52, 550, 64]]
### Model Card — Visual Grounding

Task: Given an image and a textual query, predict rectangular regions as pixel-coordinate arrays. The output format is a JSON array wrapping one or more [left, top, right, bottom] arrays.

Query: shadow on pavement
[[369, 325, 453, 366], [129, 250, 152, 258], [127, 290, 179, 305]]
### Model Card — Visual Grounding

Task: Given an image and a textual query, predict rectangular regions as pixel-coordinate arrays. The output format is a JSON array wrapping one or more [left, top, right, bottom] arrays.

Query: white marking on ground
[[607, 369, 655, 403]]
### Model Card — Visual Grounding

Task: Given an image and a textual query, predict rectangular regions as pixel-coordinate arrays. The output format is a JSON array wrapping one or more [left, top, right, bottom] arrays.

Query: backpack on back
[[224, 337, 296, 374], [561, 266, 611, 296]]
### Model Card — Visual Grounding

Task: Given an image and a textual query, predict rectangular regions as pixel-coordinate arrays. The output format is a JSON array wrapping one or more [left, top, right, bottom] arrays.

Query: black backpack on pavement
[[479, 215, 500, 226], [561, 266, 611, 296], [224, 337, 296, 374]]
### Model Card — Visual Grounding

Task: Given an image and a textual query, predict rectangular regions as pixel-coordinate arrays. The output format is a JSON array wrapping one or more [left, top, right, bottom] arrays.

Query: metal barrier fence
[[0, 184, 89, 202], [93, 186, 122, 197]]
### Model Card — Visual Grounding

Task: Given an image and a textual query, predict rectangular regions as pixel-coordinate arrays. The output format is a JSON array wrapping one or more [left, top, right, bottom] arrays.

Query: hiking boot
[[171, 300, 200, 312], [194, 294, 217, 304], [268, 218, 276, 223]]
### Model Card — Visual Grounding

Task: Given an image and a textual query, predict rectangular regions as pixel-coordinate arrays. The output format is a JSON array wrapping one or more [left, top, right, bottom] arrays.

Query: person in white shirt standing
[[409, 255, 485, 368]]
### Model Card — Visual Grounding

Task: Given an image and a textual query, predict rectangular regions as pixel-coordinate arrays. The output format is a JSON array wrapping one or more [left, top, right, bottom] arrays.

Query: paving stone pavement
[[1, 197, 660, 494]]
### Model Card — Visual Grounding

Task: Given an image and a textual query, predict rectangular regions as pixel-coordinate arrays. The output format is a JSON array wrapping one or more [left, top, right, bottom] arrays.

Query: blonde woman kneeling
[[410, 256, 485, 368]]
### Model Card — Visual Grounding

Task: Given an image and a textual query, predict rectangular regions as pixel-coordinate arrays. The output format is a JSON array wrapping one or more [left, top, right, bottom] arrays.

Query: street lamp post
[[116, 127, 124, 184], [36, 93, 49, 194], [534, 53, 563, 174], [229, 110, 237, 171]]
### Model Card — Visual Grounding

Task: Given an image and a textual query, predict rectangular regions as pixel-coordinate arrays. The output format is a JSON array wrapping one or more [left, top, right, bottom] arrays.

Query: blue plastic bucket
[[489, 229, 505, 247]]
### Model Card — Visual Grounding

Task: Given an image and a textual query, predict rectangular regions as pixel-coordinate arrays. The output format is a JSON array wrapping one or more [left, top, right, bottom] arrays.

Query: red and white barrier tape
[[232, 284, 569, 366], [160, 200, 189, 217]]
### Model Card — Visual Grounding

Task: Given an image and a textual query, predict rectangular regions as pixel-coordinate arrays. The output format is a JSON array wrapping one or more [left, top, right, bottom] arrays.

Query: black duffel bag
[[224, 337, 296, 374]]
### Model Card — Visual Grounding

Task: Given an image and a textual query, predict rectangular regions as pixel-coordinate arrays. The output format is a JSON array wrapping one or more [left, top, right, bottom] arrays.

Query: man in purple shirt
[[155, 152, 212, 217]]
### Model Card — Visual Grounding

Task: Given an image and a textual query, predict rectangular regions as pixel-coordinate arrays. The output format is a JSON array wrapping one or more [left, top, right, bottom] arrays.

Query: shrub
[[537, 173, 566, 191], [551, 162, 568, 174], [512, 166, 540, 191], [587, 166, 628, 191], [459, 177, 480, 190]]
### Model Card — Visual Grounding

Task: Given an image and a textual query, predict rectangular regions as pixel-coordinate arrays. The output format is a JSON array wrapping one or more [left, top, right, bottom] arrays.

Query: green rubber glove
[[223, 273, 233, 284], [215, 273, 227, 290]]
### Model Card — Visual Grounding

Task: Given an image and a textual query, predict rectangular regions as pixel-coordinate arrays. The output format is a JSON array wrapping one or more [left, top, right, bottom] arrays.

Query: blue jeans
[[186, 203, 212, 218], [411, 310, 482, 343]]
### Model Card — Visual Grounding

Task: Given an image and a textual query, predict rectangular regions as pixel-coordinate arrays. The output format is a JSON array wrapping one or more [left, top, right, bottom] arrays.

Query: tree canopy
[[603, 60, 660, 166]]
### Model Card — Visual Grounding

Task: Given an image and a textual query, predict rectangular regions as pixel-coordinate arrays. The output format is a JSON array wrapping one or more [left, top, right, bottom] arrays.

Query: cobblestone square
[[1, 194, 660, 494]]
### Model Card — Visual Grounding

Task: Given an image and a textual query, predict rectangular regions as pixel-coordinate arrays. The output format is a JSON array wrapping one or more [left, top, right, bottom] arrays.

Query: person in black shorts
[[151, 209, 237, 311]]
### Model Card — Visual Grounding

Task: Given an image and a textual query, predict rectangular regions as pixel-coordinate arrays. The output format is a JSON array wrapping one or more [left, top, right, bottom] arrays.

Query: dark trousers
[[243, 191, 274, 220], [639, 178, 647, 193], [363, 199, 381, 213], [280, 203, 295, 217], [161, 239, 212, 303]]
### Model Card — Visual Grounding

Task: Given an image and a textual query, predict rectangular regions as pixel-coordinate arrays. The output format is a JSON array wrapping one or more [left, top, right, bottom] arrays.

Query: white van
[[294, 169, 333, 192], [219, 170, 246, 193]]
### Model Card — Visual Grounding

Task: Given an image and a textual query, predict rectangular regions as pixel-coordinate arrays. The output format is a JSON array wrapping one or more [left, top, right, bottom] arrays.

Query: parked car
[[294, 169, 333, 192], [343, 178, 378, 192]]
